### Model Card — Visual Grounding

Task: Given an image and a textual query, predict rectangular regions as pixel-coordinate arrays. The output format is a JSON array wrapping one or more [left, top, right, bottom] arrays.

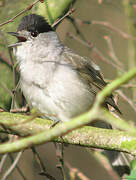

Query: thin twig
[[0, 135, 18, 175], [92, 47, 124, 72], [65, 162, 90, 180], [0, 0, 42, 27], [1, 151, 23, 180], [32, 146, 56, 180], [74, 18, 136, 40], [67, 32, 124, 72], [122, 83, 136, 88], [117, 90, 136, 112], [52, 8, 75, 27], [104, 35, 123, 67], [55, 143, 66, 180], [0, 81, 18, 112], [0, 154, 8, 173], [91, 20, 136, 40], [67, 16, 89, 42], [0, 81, 18, 110], [31, 147, 46, 173], [67, 32, 93, 48], [9, 154, 27, 180]]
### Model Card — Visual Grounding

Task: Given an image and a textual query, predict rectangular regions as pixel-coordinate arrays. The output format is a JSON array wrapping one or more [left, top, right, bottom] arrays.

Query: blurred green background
[[0, 0, 136, 179]]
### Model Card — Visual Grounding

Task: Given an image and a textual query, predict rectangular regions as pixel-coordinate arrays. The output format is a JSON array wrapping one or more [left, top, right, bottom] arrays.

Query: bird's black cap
[[17, 14, 53, 33]]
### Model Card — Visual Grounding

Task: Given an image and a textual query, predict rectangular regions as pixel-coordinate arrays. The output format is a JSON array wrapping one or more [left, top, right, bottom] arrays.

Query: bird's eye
[[31, 31, 38, 37]]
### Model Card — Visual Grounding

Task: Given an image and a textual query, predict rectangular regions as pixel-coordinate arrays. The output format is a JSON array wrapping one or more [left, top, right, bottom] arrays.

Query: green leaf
[[130, 159, 136, 170], [36, 0, 75, 25], [126, 169, 136, 180]]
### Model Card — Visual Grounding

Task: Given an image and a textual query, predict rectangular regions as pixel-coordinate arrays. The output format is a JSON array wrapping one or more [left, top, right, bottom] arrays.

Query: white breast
[[14, 32, 95, 121]]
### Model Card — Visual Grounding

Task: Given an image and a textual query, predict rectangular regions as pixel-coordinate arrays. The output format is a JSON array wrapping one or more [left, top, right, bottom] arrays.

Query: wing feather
[[62, 47, 121, 114]]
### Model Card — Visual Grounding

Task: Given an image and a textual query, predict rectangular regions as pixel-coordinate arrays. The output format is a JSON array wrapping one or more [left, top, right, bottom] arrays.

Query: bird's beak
[[7, 32, 27, 48], [8, 32, 21, 37]]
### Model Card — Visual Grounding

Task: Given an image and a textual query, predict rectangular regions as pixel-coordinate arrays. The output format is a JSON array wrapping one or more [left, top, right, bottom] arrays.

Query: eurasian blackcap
[[8, 14, 132, 177], [8, 14, 121, 122]]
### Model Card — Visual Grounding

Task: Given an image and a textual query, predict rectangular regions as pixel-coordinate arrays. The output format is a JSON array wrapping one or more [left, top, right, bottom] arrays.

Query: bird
[[8, 14, 131, 177], [8, 13, 121, 122]]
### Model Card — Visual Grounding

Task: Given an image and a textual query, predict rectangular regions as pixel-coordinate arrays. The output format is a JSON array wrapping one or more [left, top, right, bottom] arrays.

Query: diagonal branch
[[0, 112, 136, 155], [0, 68, 135, 155]]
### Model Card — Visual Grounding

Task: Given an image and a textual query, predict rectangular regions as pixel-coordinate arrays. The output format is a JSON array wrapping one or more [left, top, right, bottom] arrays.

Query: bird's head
[[8, 14, 54, 48]]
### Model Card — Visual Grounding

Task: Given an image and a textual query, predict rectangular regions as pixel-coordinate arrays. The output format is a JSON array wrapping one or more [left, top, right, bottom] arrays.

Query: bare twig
[[74, 18, 136, 40], [67, 16, 89, 42], [52, 8, 75, 27], [31, 147, 56, 179], [92, 47, 124, 72], [9, 154, 27, 180], [0, 136, 24, 179], [0, 81, 19, 111], [0, 0, 42, 27], [66, 162, 90, 180], [1, 151, 23, 180], [122, 83, 136, 88], [92, 20, 136, 40], [55, 143, 66, 180], [104, 35, 123, 67], [0, 154, 8, 173], [117, 90, 136, 112], [31, 147, 46, 173], [67, 32, 93, 48], [67, 32, 124, 72]]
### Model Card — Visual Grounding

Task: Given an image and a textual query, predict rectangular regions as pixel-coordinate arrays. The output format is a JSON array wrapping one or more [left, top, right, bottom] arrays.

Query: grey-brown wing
[[62, 47, 121, 113]]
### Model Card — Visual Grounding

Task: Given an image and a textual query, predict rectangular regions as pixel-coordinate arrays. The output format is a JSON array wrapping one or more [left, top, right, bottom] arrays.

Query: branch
[[0, 0, 43, 27], [94, 68, 136, 108], [0, 112, 136, 156], [91, 20, 136, 40], [75, 18, 136, 40], [1, 151, 23, 180], [0, 68, 136, 154]]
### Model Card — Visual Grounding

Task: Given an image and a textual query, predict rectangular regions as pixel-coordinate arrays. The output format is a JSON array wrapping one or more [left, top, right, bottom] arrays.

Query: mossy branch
[[0, 68, 136, 154]]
